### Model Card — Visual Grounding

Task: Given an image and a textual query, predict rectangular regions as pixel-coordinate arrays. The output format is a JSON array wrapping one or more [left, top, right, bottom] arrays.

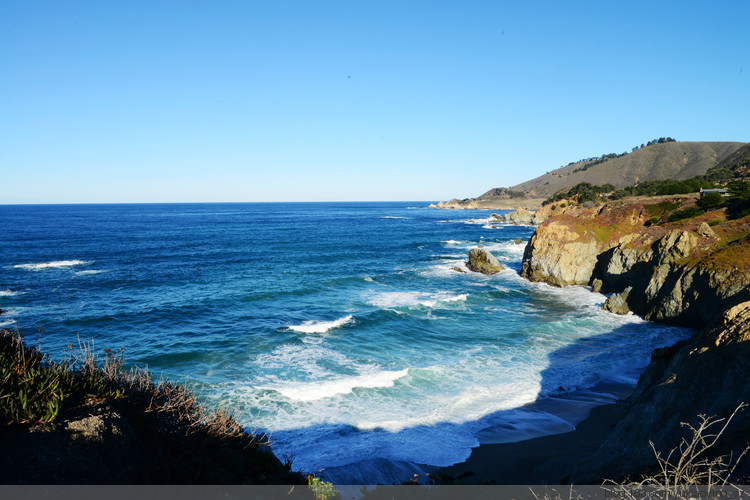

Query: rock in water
[[451, 267, 467, 274], [591, 278, 603, 293], [602, 286, 632, 315], [467, 247, 504, 274]]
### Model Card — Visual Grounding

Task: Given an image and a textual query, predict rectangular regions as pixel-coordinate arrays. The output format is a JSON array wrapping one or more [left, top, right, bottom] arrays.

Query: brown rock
[[697, 221, 716, 238], [602, 287, 632, 315], [504, 208, 535, 225], [466, 247, 504, 274]]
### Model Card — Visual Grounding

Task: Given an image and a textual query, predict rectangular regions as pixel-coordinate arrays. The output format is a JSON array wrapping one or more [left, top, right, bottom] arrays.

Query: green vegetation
[[477, 187, 526, 200], [543, 182, 615, 206], [697, 192, 725, 210], [0, 330, 126, 424], [727, 181, 750, 219], [668, 206, 705, 223], [0, 327, 314, 485], [610, 178, 719, 199]]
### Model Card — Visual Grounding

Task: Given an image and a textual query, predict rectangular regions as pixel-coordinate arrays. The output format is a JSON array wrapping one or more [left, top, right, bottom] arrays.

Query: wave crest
[[288, 315, 354, 334], [13, 260, 89, 271], [272, 369, 409, 402]]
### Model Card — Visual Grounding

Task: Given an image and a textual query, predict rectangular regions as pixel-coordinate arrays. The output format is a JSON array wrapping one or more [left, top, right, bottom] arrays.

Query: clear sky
[[2, 1, 749, 203]]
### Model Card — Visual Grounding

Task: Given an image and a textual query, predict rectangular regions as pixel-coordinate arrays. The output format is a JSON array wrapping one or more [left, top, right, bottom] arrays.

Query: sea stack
[[466, 247, 504, 274]]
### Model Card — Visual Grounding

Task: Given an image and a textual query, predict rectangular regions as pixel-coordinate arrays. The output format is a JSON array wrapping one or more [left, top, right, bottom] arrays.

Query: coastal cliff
[[521, 198, 750, 326], [520, 198, 750, 482]]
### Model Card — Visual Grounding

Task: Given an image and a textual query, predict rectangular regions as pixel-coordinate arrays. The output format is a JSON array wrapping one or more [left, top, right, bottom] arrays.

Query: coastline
[[439, 401, 627, 484]]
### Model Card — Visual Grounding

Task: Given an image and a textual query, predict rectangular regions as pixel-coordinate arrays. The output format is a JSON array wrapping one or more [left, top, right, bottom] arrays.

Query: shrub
[[697, 192, 725, 211], [708, 220, 722, 227], [668, 206, 704, 223], [727, 181, 750, 220]]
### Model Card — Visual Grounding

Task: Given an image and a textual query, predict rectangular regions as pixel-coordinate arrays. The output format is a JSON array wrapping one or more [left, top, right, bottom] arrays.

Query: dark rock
[[451, 267, 467, 274], [574, 301, 750, 483]]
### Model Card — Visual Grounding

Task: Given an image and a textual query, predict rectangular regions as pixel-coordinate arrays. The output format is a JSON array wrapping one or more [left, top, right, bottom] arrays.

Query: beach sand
[[439, 403, 626, 484]]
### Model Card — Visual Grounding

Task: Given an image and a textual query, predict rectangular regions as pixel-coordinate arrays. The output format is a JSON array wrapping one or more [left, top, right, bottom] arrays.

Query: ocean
[[0, 202, 692, 483]]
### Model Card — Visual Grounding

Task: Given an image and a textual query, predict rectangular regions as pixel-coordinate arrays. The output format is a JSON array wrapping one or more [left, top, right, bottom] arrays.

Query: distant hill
[[511, 141, 746, 199], [705, 142, 750, 179]]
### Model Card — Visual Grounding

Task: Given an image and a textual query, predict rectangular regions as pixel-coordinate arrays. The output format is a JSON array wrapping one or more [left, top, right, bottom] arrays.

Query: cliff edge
[[520, 198, 750, 482]]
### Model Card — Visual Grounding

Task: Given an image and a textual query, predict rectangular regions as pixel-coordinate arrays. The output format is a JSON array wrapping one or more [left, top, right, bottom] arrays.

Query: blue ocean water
[[0, 202, 691, 483]]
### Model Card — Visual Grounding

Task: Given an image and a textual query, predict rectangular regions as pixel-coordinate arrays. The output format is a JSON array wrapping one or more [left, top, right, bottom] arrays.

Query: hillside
[[705, 142, 750, 180], [512, 141, 745, 198], [431, 141, 746, 209]]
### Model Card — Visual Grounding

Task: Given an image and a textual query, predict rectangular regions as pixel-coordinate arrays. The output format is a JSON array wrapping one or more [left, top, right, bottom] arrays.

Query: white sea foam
[[272, 369, 409, 402], [363, 277, 374, 282], [75, 269, 104, 276], [0, 319, 16, 328], [288, 315, 354, 334], [367, 291, 468, 309], [0, 290, 19, 297], [462, 216, 505, 226], [440, 240, 465, 246], [13, 260, 89, 271]]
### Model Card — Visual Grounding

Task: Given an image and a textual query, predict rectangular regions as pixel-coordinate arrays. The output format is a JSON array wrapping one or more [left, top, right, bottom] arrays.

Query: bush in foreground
[[0, 328, 315, 485]]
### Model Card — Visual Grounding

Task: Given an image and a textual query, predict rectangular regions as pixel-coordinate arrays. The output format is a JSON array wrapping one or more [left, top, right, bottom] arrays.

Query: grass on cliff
[[0, 327, 321, 486]]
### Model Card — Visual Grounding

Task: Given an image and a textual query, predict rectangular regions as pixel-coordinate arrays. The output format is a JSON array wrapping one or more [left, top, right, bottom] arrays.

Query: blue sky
[[2, 1, 748, 203]]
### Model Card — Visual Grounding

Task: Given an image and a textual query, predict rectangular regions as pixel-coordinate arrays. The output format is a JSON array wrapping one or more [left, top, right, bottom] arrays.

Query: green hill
[[511, 141, 745, 199]]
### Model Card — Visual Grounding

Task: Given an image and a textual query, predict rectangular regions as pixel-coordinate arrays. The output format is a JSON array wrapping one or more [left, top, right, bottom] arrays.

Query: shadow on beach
[[271, 322, 695, 485]]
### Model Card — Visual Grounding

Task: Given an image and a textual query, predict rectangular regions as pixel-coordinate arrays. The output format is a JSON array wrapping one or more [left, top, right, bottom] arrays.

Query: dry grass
[[604, 403, 749, 499]]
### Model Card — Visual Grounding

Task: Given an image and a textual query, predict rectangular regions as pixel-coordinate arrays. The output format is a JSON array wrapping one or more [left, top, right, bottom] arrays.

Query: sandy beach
[[439, 403, 626, 484]]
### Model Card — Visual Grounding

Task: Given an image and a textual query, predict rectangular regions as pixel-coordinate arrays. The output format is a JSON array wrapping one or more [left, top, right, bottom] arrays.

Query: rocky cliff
[[521, 198, 750, 326], [574, 300, 750, 483], [520, 198, 750, 482]]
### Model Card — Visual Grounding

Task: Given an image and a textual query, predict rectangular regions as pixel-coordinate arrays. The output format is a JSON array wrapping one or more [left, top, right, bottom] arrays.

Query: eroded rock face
[[504, 208, 535, 225], [522, 206, 750, 326], [520, 220, 603, 286], [574, 301, 750, 483], [603, 287, 632, 315], [466, 247, 504, 274]]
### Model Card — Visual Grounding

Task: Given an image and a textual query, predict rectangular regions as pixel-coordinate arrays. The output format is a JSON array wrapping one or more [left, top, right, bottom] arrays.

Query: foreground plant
[[605, 403, 749, 499], [0, 327, 310, 484]]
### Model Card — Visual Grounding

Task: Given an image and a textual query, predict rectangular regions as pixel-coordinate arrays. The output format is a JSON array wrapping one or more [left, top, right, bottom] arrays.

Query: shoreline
[[439, 401, 627, 484]]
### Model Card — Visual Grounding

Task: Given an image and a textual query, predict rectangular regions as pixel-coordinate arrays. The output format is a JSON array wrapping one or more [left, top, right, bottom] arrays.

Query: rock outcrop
[[521, 200, 750, 327], [466, 247, 504, 274], [504, 208, 535, 225], [574, 301, 750, 483], [520, 198, 750, 482], [602, 286, 632, 315]]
